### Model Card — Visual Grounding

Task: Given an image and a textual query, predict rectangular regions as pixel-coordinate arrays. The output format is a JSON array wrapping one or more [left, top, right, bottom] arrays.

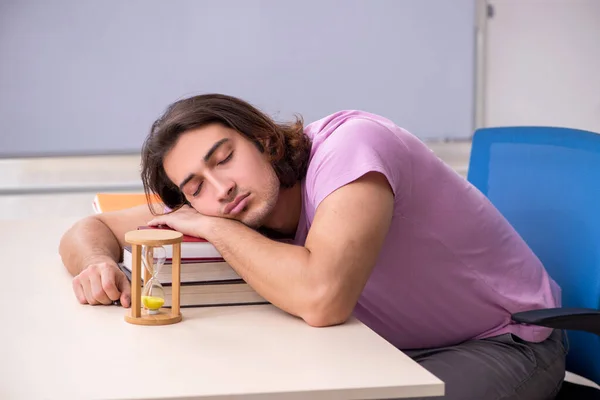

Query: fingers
[[100, 267, 121, 301], [116, 272, 131, 308], [89, 272, 113, 305], [146, 218, 163, 226], [73, 262, 126, 306], [79, 275, 100, 305], [72, 278, 87, 304]]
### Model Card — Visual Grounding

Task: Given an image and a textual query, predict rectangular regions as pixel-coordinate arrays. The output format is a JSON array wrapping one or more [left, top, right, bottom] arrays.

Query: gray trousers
[[403, 329, 567, 400]]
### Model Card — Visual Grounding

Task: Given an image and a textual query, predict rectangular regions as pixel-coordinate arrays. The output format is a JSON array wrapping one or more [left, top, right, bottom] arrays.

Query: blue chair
[[467, 126, 600, 396]]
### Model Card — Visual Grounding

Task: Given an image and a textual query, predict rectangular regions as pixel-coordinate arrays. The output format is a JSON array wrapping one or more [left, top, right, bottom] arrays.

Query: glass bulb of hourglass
[[142, 281, 165, 313], [141, 245, 166, 314]]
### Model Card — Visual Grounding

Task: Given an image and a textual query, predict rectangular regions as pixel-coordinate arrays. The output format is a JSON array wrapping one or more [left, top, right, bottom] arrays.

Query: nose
[[214, 177, 236, 202]]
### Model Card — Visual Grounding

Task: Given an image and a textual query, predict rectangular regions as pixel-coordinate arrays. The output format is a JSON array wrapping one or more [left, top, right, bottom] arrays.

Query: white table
[[0, 218, 444, 400]]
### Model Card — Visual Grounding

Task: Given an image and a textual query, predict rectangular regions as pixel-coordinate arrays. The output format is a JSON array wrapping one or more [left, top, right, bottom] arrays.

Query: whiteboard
[[0, 0, 476, 157]]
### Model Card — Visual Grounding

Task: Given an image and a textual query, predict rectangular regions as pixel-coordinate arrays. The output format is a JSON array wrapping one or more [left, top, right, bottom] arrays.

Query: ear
[[254, 137, 274, 158], [254, 136, 281, 162], [260, 137, 272, 152]]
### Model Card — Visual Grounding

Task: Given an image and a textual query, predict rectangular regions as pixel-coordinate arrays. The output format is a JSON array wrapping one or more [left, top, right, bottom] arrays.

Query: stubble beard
[[239, 173, 280, 230]]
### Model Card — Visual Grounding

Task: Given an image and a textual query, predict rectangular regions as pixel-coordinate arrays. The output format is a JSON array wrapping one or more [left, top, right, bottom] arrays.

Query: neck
[[261, 182, 302, 238]]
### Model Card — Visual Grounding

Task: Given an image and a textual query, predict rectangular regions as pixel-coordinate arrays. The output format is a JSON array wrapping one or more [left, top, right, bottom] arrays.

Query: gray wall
[[0, 0, 476, 157]]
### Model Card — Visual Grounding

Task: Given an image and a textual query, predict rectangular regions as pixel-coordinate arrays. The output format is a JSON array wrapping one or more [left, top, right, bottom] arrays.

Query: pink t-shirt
[[293, 110, 561, 350]]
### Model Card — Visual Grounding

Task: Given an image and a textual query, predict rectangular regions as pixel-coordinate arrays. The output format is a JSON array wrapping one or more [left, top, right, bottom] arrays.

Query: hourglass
[[123, 228, 184, 325]]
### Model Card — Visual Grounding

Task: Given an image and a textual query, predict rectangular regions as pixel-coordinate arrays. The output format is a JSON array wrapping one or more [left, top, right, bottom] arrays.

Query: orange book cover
[[92, 193, 161, 213]]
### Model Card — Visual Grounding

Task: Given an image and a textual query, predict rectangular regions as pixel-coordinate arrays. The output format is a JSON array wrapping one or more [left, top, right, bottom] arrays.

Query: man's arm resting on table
[[204, 171, 394, 327], [59, 203, 162, 276]]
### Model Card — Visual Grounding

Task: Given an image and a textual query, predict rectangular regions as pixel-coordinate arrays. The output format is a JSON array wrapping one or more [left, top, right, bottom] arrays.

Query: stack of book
[[94, 193, 268, 308], [118, 227, 268, 308]]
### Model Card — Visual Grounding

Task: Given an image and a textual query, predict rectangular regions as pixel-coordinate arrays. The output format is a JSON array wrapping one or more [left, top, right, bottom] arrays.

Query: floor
[[0, 139, 597, 390]]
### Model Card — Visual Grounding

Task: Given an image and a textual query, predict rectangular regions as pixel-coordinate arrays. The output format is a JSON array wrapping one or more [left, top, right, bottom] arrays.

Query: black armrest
[[511, 307, 600, 336]]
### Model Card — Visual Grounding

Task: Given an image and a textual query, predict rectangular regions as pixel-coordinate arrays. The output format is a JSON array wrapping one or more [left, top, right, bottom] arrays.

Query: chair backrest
[[467, 126, 600, 384]]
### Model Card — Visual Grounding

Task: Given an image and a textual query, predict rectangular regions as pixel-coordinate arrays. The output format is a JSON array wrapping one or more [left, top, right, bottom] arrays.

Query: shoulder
[[304, 110, 419, 182], [301, 110, 418, 212], [302, 110, 431, 177], [304, 110, 412, 151]]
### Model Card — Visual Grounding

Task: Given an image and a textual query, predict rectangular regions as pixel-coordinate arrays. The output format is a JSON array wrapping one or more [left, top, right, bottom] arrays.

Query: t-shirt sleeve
[[306, 117, 413, 211]]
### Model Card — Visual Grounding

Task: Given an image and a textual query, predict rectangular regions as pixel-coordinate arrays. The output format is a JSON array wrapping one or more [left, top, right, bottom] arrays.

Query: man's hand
[[72, 259, 131, 307], [147, 205, 213, 238]]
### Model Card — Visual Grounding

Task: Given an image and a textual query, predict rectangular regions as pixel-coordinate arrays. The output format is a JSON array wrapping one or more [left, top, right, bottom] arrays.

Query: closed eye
[[191, 151, 232, 197], [218, 151, 234, 165], [192, 181, 203, 197]]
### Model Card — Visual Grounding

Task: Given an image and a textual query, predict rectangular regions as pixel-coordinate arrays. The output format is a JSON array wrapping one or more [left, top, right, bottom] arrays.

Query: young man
[[60, 93, 566, 399]]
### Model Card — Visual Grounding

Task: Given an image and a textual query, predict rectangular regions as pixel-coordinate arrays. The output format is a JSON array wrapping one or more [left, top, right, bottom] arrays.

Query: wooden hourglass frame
[[123, 229, 184, 325]]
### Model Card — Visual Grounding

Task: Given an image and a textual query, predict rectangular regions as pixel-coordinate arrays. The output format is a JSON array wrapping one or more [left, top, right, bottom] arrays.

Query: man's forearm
[[203, 219, 328, 323], [59, 217, 122, 276]]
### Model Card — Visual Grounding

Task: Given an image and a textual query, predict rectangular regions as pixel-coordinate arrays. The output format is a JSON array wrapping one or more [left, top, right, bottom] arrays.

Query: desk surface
[[0, 218, 443, 400]]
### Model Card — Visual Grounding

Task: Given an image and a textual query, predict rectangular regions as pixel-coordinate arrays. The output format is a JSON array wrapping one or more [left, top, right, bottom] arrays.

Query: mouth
[[224, 193, 250, 216]]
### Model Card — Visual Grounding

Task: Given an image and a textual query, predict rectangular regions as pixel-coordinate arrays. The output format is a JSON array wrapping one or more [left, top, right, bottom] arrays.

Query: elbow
[[300, 286, 354, 328], [58, 217, 88, 254], [58, 219, 78, 260], [58, 218, 85, 275]]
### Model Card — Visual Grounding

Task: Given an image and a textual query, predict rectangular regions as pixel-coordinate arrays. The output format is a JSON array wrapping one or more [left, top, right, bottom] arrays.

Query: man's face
[[163, 123, 280, 229]]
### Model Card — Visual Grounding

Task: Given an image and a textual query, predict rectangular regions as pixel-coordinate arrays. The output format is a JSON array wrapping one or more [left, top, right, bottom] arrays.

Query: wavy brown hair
[[140, 93, 312, 214]]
